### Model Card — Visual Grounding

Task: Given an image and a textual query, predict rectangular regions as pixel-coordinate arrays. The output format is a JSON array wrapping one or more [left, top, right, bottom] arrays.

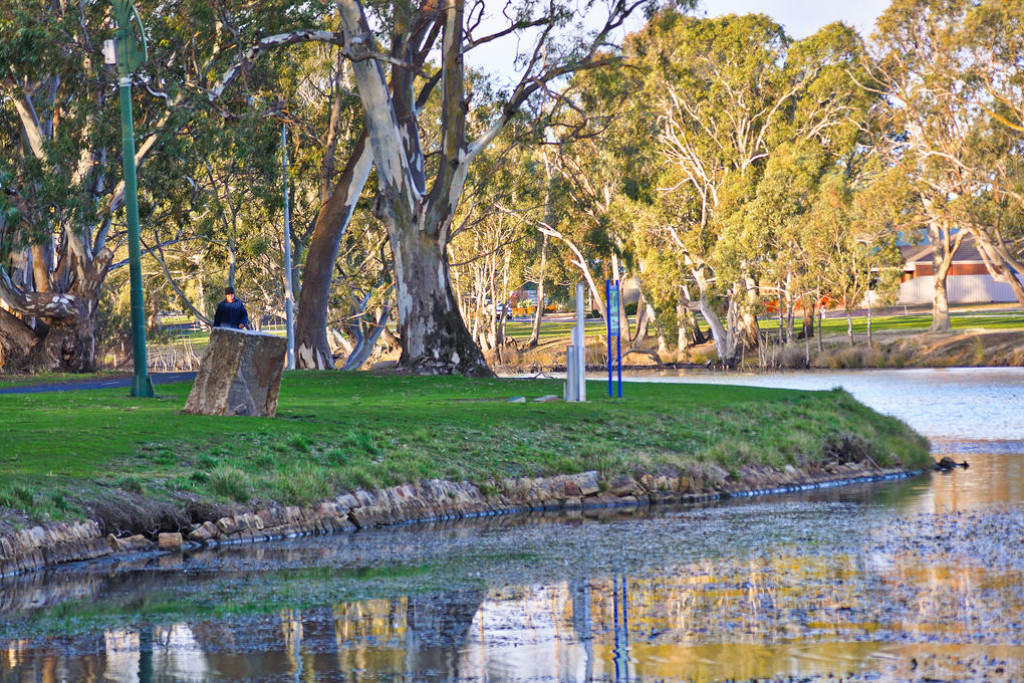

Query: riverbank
[[0, 372, 929, 577], [480, 303, 1024, 372], [488, 327, 1024, 373]]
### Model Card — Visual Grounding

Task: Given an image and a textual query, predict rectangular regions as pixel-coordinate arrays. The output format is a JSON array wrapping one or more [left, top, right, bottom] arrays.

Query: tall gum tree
[[332, 0, 681, 375], [870, 0, 1024, 331], [624, 13, 869, 364]]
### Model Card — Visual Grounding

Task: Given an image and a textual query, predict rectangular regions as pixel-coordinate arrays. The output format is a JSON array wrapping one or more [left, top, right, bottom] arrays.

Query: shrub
[[208, 466, 251, 503]]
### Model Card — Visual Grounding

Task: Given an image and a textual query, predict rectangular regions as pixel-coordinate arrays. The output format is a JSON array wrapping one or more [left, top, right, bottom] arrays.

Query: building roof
[[900, 233, 987, 269]]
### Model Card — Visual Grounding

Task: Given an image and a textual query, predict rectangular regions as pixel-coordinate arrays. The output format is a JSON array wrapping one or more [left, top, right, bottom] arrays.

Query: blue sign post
[[606, 280, 623, 398]]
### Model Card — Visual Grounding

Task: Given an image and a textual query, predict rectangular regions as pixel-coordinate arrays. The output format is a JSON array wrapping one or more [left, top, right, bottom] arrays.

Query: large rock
[[184, 328, 287, 417]]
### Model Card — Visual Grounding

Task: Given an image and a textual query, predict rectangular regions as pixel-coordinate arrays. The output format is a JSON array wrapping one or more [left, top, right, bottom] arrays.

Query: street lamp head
[[111, 0, 147, 75], [111, 0, 134, 27]]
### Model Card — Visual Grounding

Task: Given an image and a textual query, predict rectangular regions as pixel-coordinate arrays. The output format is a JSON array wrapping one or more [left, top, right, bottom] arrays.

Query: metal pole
[[616, 279, 622, 398], [606, 279, 612, 398], [112, 3, 153, 398], [281, 123, 295, 370]]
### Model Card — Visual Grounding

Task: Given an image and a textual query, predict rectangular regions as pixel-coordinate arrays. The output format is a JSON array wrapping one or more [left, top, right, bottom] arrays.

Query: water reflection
[[5, 560, 1022, 681], [3, 470, 1023, 682], [903, 452, 1024, 513]]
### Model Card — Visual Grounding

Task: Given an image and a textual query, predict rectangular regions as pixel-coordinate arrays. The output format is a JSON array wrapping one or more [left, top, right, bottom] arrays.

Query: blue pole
[[616, 279, 622, 398], [606, 279, 612, 398]]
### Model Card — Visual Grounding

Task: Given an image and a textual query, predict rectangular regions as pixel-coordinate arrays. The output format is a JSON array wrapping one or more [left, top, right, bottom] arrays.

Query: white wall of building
[[897, 274, 1023, 306]]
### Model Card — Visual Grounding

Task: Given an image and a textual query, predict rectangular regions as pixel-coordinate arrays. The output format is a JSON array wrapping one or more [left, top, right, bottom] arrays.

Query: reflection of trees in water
[[406, 590, 487, 678], [3, 517, 1023, 681], [0, 571, 106, 615], [406, 590, 486, 650]]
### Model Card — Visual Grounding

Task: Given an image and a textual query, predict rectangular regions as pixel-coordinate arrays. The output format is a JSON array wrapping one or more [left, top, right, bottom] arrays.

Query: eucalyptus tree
[[958, 1, 1024, 306], [797, 171, 902, 346], [623, 12, 871, 364], [1, 1, 124, 371], [870, 0, 1024, 330], [328, 0, 688, 376], [0, 0, 343, 372]]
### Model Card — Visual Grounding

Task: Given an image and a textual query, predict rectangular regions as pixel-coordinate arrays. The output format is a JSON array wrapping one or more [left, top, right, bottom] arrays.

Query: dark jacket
[[213, 298, 250, 329]]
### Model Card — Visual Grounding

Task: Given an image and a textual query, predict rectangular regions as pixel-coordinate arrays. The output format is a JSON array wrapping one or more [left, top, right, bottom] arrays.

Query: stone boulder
[[184, 328, 287, 417]]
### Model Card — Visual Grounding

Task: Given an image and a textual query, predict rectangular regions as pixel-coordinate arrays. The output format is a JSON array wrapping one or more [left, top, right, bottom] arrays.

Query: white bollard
[[564, 284, 587, 402], [565, 346, 578, 401]]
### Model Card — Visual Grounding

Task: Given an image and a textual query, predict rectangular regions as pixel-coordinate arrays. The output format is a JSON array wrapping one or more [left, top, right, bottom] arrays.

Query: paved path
[[0, 372, 196, 395]]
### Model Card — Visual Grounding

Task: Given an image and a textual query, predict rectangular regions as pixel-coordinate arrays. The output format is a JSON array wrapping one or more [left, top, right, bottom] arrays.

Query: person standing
[[213, 286, 250, 329]]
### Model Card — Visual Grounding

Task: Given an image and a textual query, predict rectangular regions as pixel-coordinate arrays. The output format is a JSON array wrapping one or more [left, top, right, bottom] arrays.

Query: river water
[[2, 369, 1023, 682]]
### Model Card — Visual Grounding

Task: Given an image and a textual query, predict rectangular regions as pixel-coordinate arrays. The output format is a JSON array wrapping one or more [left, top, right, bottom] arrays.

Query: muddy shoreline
[[0, 461, 917, 580]]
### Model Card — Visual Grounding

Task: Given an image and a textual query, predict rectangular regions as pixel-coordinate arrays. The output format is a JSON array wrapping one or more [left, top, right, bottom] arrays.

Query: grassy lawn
[[504, 319, 624, 344], [502, 307, 1024, 344], [762, 307, 1024, 337], [0, 372, 929, 523]]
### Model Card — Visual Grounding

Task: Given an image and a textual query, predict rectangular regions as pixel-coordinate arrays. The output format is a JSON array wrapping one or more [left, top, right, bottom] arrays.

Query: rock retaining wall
[[0, 462, 914, 579]]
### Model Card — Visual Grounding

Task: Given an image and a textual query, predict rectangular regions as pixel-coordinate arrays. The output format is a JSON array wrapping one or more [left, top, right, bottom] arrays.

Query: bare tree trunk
[[329, 327, 354, 356], [846, 309, 854, 346], [866, 299, 873, 349], [0, 307, 41, 372], [487, 251, 499, 350], [783, 273, 794, 344], [294, 135, 373, 370], [0, 247, 110, 372], [801, 297, 814, 340], [739, 274, 761, 352], [342, 302, 393, 371], [226, 241, 237, 290], [196, 271, 207, 320], [30, 245, 51, 293], [698, 294, 736, 366], [338, 0, 641, 375], [633, 291, 650, 344], [676, 301, 689, 353], [777, 281, 785, 346], [973, 228, 1024, 308], [928, 222, 966, 333], [527, 234, 547, 348], [804, 313, 811, 367], [931, 266, 952, 333], [816, 298, 824, 353], [497, 250, 510, 348], [392, 232, 492, 376]]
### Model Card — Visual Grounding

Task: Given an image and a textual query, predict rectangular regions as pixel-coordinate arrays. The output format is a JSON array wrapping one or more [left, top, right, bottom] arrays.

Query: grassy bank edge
[[0, 372, 931, 533]]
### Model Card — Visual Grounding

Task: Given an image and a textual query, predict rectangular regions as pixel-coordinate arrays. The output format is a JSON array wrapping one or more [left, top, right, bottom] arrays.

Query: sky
[[466, 0, 894, 85], [694, 0, 891, 39]]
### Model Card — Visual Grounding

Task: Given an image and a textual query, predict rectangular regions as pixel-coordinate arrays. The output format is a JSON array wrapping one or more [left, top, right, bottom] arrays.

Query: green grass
[[762, 308, 1024, 337], [0, 372, 929, 523], [506, 307, 1024, 345], [504, 319, 632, 344]]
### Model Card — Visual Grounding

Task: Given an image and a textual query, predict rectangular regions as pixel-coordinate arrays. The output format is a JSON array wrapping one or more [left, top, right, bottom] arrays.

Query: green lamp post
[[107, 0, 154, 397]]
